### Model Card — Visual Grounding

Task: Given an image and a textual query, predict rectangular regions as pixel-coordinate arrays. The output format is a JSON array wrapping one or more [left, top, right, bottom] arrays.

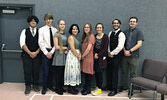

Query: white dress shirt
[[20, 26, 37, 48], [38, 25, 57, 55], [108, 28, 126, 56]]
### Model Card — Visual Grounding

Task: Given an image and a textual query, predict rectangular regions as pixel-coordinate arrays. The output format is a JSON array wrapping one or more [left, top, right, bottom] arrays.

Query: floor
[[0, 82, 165, 100]]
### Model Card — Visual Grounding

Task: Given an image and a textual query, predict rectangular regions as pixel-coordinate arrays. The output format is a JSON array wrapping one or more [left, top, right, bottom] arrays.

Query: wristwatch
[[129, 50, 133, 54]]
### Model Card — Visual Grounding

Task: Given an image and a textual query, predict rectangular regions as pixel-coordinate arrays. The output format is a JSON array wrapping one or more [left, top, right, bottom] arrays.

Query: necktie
[[32, 28, 34, 36], [49, 28, 54, 47]]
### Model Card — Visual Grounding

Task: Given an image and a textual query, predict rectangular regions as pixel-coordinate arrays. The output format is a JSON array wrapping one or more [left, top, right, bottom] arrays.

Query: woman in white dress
[[64, 24, 81, 95]]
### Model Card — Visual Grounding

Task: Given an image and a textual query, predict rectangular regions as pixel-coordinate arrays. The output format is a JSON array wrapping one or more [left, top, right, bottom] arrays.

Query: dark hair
[[68, 24, 80, 35], [27, 15, 39, 24], [129, 17, 138, 22], [112, 19, 121, 25], [44, 13, 53, 20], [95, 23, 104, 31]]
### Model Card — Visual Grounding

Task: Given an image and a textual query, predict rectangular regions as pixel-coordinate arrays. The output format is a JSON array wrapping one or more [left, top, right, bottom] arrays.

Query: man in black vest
[[107, 19, 126, 96], [20, 15, 41, 95]]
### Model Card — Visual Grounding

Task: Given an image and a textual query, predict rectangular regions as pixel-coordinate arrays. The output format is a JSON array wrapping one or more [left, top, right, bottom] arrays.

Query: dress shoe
[[62, 88, 66, 92], [33, 85, 40, 92], [81, 88, 87, 94], [68, 88, 78, 95], [118, 87, 127, 92], [73, 88, 79, 94], [81, 90, 91, 95], [68, 86, 78, 95], [55, 90, 63, 95], [48, 87, 55, 92], [41, 88, 47, 95], [24, 86, 31, 95], [108, 91, 117, 96]]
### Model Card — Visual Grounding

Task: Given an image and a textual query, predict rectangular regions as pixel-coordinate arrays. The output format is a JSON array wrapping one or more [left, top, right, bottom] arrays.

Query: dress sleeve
[[88, 34, 95, 45]]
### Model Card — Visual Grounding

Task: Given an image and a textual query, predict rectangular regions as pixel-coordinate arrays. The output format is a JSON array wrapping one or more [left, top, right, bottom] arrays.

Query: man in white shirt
[[38, 13, 57, 95], [20, 15, 41, 95], [107, 19, 126, 96]]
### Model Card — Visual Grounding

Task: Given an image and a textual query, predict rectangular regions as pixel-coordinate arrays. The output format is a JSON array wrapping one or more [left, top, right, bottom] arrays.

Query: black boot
[[25, 86, 31, 95], [73, 86, 79, 94], [68, 86, 78, 95], [81, 74, 92, 95], [33, 85, 40, 92], [81, 84, 87, 94]]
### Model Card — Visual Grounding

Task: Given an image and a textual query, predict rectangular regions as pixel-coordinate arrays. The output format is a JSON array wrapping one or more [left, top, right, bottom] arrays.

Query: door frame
[[0, 4, 35, 83]]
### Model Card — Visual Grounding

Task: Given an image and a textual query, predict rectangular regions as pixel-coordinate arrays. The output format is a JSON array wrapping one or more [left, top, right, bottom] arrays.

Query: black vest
[[23, 28, 39, 53], [110, 30, 122, 57]]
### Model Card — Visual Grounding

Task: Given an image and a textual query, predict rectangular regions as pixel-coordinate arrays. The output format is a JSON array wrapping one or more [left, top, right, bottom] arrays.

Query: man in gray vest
[[121, 17, 144, 96]]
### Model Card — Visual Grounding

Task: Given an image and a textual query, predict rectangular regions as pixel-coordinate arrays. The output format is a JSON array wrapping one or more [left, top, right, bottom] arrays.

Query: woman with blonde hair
[[52, 19, 68, 95]]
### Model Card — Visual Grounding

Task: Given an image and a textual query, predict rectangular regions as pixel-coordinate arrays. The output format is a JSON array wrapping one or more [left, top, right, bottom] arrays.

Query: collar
[[29, 26, 36, 30], [113, 28, 120, 34], [45, 25, 53, 29], [129, 27, 136, 32]]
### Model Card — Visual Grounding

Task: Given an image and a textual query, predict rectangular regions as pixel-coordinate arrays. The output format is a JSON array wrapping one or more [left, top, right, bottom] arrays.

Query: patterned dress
[[64, 35, 81, 86]]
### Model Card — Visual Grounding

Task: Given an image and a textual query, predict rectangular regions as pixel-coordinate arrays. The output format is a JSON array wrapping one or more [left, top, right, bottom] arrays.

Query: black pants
[[55, 66, 65, 92], [21, 53, 41, 86], [95, 71, 103, 89], [83, 72, 93, 91], [107, 56, 120, 91]]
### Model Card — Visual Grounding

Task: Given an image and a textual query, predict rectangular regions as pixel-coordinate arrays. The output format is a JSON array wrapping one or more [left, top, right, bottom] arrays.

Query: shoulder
[[20, 29, 26, 35], [90, 34, 95, 38], [51, 26, 57, 31], [103, 33, 108, 38], [108, 31, 112, 36], [68, 35, 74, 40], [123, 29, 129, 33], [54, 32, 59, 37], [22, 29, 26, 32], [39, 26, 46, 31], [135, 28, 142, 34], [119, 31, 125, 36]]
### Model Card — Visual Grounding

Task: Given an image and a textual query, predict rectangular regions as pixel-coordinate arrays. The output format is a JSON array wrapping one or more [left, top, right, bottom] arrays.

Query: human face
[[113, 20, 120, 30], [58, 20, 66, 31], [45, 19, 53, 27], [29, 19, 37, 28], [129, 18, 138, 29], [72, 26, 79, 36], [84, 24, 90, 34], [96, 24, 103, 34]]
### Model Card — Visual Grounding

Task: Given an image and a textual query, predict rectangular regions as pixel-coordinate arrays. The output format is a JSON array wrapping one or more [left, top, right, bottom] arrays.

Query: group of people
[[19, 13, 144, 96]]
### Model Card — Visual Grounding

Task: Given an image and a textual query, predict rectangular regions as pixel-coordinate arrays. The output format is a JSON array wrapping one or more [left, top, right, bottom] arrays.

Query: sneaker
[[24, 86, 31, 95], [91, 89, 102, 96], [92, 87, 99, 93]]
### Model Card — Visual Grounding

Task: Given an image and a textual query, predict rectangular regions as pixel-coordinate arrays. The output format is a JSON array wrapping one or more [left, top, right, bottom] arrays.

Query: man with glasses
[[120, 17, 144, 96]]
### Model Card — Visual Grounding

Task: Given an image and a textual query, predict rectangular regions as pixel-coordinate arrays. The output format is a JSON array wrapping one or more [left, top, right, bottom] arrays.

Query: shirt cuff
[[50, 47, 55, 54], [110, 52, 114, 56]]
